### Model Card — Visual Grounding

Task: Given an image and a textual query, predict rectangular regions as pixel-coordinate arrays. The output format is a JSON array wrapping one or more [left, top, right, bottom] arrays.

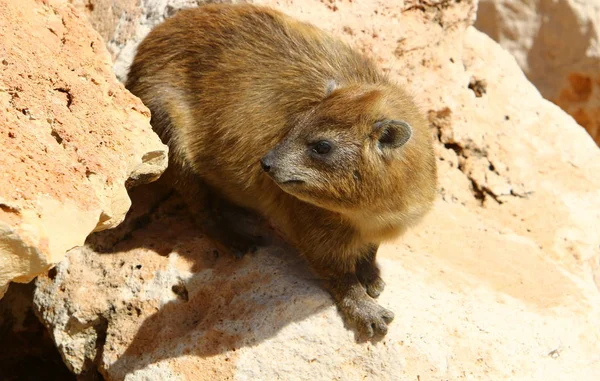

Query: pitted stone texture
[[68, 0, 245, 81], [476, 0, 600, 145], [0, 0, 167, 296]]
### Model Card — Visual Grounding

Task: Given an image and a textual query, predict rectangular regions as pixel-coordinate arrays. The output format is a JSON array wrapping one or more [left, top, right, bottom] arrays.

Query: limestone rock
[[68, 0, 244, 81], [34, 0, 600, 380], [0, 0, 168, 296], [475, 0, 600, 145]]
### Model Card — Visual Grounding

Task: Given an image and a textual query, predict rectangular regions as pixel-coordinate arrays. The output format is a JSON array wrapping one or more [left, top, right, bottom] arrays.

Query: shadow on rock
[[79, 179, 330, 377], [0, 283, 76, 381]]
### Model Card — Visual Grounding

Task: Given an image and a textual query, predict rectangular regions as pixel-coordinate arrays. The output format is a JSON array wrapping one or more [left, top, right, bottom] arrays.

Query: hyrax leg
[[355, 244, 386, 298], [205, 193, 267, 257], [305, 245, 394, 337], [167, 163, 263, 258], [326, 270, 395, 338]]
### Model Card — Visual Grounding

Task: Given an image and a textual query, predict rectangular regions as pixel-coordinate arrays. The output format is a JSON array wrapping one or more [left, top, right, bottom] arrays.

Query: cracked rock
[[0, 0, 168, 296]]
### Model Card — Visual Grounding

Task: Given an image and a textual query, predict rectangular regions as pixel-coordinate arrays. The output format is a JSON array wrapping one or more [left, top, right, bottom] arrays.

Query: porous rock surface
[[34, 0, 600, 380], [68, 0, 245, 81], [476, 0, 600, 145], [0, 0, 167, 297]]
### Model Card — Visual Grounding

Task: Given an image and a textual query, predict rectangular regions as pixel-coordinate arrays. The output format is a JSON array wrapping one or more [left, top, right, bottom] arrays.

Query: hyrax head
[[260, 83, 437, 226]]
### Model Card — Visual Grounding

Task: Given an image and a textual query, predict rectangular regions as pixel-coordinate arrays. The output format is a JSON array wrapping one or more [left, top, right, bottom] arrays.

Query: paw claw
[[382, 309, 395, 324], [363, 323, 374, 338], [231, 249, 246, 259], [373, 320, 388, 336], [342, 296, 394, 338], [229, 238, 261, 259], [365, 278, 385, 298]]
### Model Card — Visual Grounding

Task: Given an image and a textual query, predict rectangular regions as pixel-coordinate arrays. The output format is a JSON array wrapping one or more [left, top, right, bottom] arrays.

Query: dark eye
[[312, 141, 332, 155]]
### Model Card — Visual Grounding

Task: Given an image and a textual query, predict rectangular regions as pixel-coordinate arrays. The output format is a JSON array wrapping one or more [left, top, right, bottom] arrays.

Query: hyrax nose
[[260, 153, 273, 173], [260, 159, 271, 172]]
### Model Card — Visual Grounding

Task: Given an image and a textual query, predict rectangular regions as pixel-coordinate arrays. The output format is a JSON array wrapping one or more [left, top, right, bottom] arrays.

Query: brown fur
[[126, 4, 437, 338]]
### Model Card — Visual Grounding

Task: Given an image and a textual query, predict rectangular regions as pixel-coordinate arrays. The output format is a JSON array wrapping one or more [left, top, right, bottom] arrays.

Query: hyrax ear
[[373, 119, 413, 149]]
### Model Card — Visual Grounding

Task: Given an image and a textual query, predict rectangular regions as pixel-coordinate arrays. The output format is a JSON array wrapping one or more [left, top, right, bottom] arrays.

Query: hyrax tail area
[[127, 4, 437, 339]]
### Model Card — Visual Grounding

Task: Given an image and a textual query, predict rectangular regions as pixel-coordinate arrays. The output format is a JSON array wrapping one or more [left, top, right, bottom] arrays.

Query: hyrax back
[[127, 4, 437, 338]]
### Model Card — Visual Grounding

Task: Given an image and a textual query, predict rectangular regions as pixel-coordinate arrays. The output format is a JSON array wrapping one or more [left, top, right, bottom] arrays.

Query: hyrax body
[[126, 4, 437, 338]]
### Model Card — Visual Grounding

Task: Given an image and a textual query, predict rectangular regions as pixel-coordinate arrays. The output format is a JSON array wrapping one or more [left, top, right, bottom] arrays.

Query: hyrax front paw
[[356, 263, 386, 298], [228, 234, 262, 259], [357, 272, 386, 298], [341, 294, 395, 338]]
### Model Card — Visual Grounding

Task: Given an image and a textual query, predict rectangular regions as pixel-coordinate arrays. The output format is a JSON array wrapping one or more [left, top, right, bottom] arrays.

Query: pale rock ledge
[[476, 0, 600, 145], [0, 0, 168, 297]]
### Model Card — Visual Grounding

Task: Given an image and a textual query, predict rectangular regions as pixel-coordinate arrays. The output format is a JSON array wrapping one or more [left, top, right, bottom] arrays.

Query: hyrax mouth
[[260, 151, 305, 186], [281, 179, 304, 185]]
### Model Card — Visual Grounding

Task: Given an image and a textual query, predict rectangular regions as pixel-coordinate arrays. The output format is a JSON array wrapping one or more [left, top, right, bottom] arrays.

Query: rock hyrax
[[126, 4, 437, 338]]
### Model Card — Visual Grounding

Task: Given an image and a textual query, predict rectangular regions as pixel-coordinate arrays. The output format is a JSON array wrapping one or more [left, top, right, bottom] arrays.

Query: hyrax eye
[[312, 141, 332, 155]]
